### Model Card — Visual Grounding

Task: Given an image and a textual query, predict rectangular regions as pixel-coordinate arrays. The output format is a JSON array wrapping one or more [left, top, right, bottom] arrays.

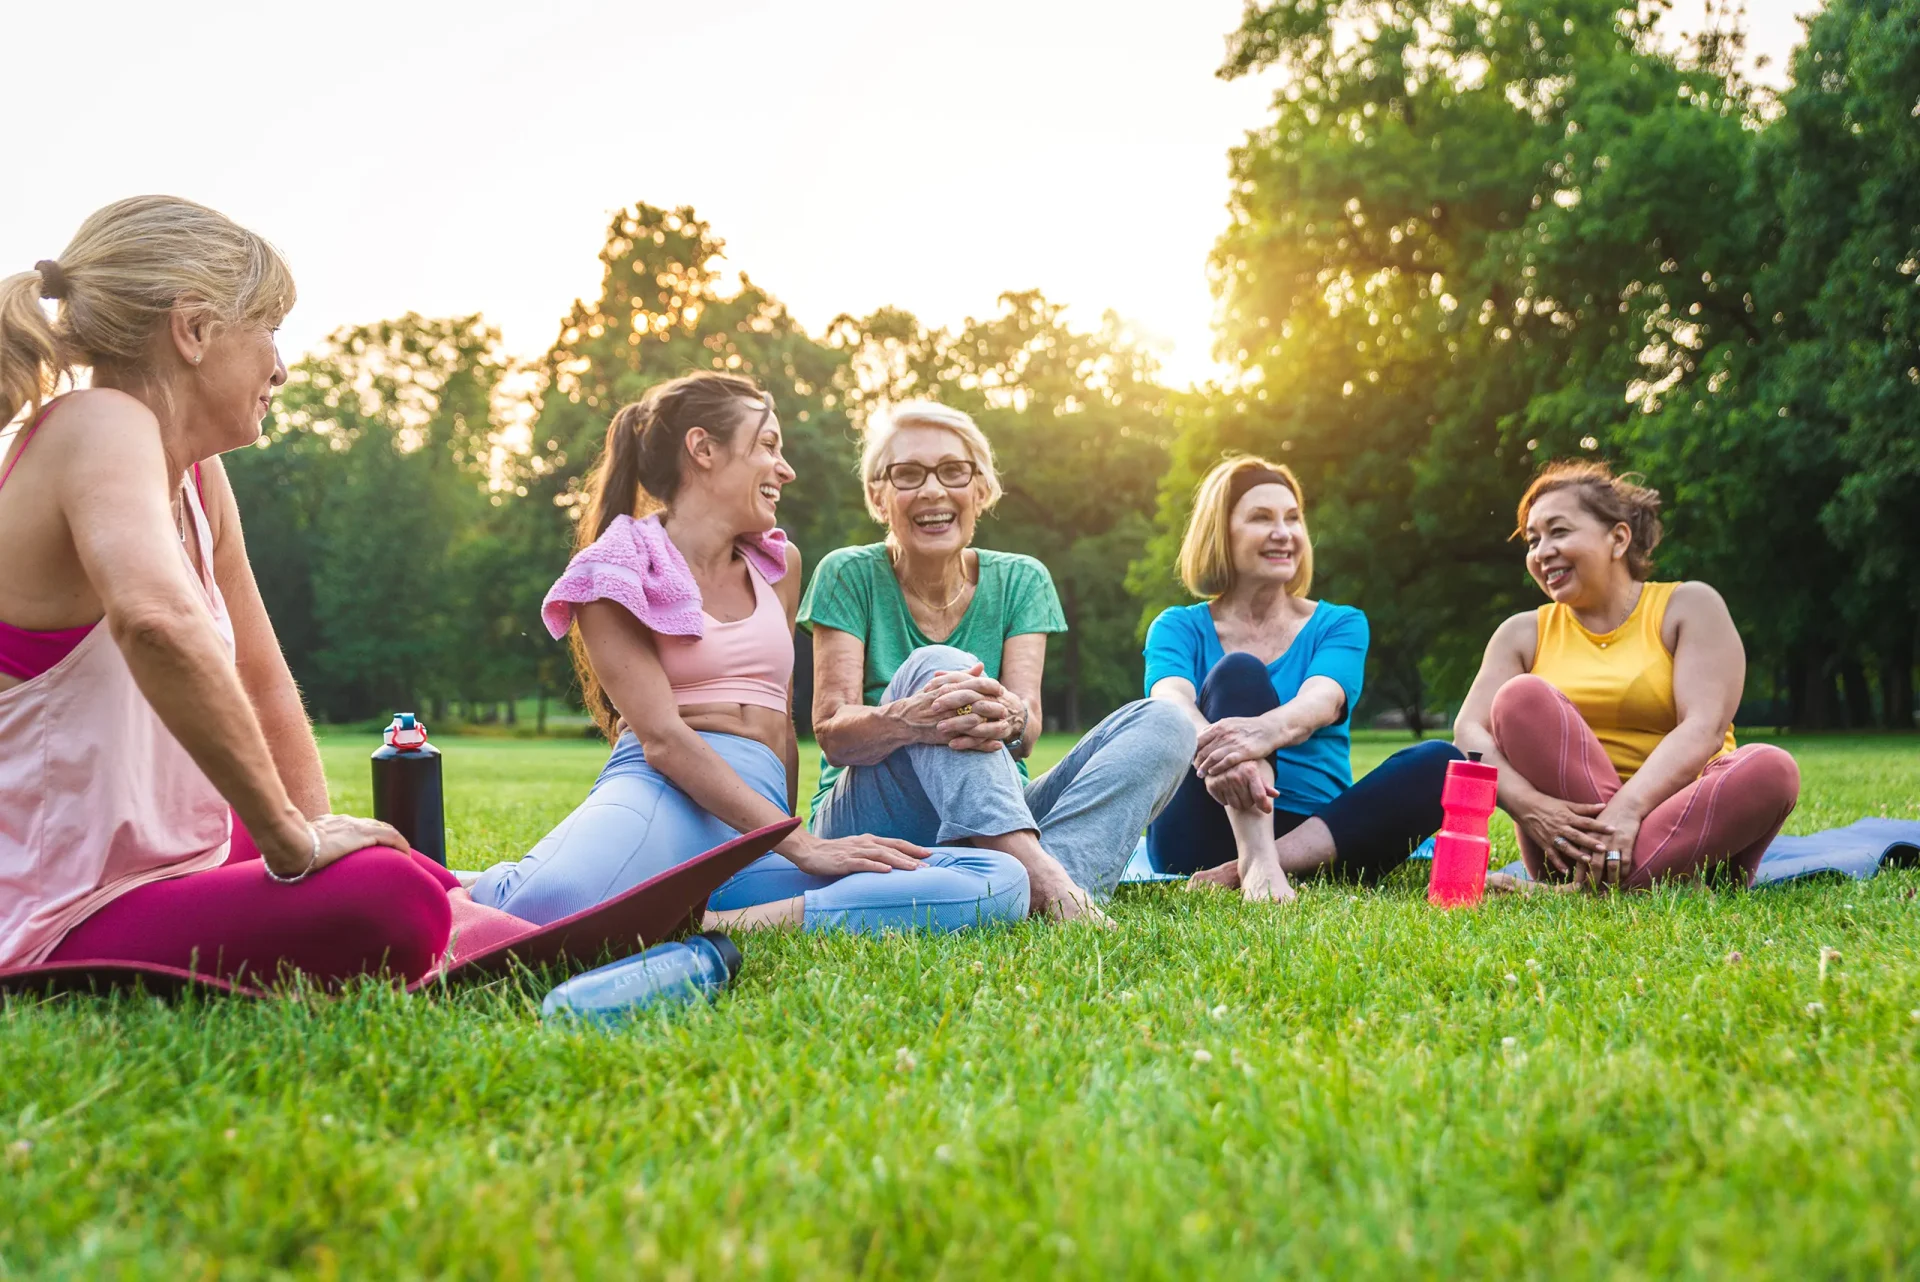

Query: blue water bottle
[[541, 932, 745, 1025]]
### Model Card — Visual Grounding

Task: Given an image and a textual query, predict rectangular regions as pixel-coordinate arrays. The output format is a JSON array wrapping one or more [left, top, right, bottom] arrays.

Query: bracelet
[[264, 823, 320, 884]]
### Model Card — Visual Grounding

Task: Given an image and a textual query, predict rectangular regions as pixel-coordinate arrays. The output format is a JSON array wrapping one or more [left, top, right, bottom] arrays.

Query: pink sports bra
[[652, 557, 793, 711], [0, 399, 209, 682]]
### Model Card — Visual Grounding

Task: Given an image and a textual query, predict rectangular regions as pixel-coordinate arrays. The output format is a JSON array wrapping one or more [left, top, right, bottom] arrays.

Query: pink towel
[[541, 514, 788, 640]]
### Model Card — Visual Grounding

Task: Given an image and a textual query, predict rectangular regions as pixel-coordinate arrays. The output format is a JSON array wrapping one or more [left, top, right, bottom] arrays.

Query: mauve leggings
[[47, 816, 454, 985], [1491, 674, 1801, 887]]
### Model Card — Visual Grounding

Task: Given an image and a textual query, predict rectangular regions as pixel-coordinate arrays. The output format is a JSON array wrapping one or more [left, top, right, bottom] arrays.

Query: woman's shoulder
[[1146, 600, 1212, 635], [977, 548, 1055, 582], [1308, 599, 1368, 635], [811, 542, 890, 577]]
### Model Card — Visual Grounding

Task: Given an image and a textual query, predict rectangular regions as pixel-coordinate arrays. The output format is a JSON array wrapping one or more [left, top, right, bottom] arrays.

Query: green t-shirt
[[796, 543, 1068, 818]]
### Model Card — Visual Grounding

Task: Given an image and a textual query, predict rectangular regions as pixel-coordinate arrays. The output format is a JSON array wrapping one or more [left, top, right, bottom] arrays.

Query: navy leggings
[[1148, 651, 1461, 883]]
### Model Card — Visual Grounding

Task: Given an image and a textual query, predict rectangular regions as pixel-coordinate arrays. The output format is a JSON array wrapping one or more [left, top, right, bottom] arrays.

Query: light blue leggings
[[468, 730, 1029, 932]]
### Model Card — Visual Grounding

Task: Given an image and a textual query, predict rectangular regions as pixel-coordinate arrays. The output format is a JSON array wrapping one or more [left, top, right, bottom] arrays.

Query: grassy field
[[4, 730, 1918, 1277]]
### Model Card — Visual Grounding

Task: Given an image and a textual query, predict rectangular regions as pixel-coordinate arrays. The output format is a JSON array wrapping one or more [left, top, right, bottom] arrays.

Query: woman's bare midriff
[[674, 702, 792, 758]]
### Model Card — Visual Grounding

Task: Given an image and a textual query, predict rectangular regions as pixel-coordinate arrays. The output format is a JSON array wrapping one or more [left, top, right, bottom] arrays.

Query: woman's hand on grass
[[786, 832, 929, 877], [1194, 716, 1280, 776], [1512, 794, 1612, 877], [1204, 761, 1279, 814]]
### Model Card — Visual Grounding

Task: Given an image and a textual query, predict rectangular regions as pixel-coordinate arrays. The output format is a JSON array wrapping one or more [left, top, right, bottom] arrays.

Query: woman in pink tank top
[[463, 372, 1031, 933], [0, 197, 469, 983]]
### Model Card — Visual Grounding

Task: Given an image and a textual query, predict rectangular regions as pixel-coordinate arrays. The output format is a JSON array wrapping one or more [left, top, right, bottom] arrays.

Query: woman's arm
[[201, 456, 329, 817], [1596, 583, 1744, 849], [777, 545, 803, 817], [810, 626, 950, 767], [57, 395, 397, 875], [1191, 676, 1347, 777], [583, 602, 923, 874], [992, 633, 1046, 758]]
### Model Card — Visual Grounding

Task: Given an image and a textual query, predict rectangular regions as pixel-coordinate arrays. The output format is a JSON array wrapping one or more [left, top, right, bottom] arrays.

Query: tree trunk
[[1792, 649, 1841, 730], [1881, 632, 1915, 730], [1404, 665, 1425, 740], [505, 698, 518, 727], [431, 696, 447, 723], [1841, 659, 1874, 730], [1062, 590, 1082, 734]]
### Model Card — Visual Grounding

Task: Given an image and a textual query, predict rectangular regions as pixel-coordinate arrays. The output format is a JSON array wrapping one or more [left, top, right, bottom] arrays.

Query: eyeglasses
[[881, 460, 978, 491]]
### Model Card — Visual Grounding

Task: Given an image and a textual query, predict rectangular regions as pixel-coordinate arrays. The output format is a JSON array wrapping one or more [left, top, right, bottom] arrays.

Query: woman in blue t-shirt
[[1144, 457, 1460, 901]]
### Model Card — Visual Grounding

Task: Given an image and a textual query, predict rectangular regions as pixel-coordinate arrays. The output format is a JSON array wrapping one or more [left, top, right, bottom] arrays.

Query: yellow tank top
[[1530, 581, 1736, 780]]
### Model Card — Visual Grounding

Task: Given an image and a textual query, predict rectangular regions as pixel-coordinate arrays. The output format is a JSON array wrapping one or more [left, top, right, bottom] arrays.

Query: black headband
[[1227, 466, 1294, 513]]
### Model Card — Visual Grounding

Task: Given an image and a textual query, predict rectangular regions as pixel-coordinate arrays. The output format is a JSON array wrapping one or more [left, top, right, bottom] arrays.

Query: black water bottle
[[372, 713, 445, 865]]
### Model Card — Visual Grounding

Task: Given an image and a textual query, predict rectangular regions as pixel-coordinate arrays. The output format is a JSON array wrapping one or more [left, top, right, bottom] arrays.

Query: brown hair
[[1514, 460, 1663, 580], [570, 370, 772, 738], [1176, 454, 1314, 599], [1, 196, 296, 426]]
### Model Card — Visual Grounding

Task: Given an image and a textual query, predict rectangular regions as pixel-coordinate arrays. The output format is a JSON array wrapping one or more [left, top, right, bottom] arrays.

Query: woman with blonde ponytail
[[464, 373, 1031, 933], [0, 197, 466, 984]]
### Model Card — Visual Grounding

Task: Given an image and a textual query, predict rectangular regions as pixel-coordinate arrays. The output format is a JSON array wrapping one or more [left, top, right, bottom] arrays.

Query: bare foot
[[1240, 858, 1297, 905], [1031, 878, 1116, 928], [1186, 861, 1240, 892], [1483, 872, 1578, 897]]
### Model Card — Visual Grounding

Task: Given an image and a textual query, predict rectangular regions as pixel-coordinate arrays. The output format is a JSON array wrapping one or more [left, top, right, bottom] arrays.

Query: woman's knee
[[1733, 744, 1801, 809], [1489, 674, 1563, 743], [886, 644, 984, 698], [1199, 651, 1280, 718], [1386, 738, 1465, 785], [313, 847, 453, 971], [1116, 698, 1200, 770]]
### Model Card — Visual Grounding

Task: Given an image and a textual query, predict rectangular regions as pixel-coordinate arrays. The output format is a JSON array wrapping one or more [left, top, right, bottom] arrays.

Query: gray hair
[[859, 400, 1003, 522]]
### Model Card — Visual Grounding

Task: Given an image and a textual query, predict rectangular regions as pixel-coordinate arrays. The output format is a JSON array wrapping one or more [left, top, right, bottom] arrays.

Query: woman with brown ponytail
[[1453, 461, 1801, 889], [0, 197, 460, 984], [464, 373, 1030, 932]]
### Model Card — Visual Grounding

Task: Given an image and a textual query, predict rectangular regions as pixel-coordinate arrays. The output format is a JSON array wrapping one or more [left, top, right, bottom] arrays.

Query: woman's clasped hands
[[900, 662, 1026, 752]]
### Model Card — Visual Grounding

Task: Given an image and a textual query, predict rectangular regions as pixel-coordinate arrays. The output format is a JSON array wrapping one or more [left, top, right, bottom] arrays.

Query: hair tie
[[34, 260, 68, 301], [1227, 466, 1294, 513]]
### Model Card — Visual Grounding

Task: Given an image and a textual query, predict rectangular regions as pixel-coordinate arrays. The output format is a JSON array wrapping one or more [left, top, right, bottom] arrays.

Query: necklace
[[892, 552, 972, 614]]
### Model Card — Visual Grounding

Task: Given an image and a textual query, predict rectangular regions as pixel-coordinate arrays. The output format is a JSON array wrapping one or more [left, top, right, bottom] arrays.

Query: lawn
[[4, 730, 1918, 1277]]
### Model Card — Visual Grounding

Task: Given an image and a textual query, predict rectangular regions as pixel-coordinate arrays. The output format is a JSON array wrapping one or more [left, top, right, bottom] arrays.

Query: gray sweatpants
[[811, 644, 1198, 898]]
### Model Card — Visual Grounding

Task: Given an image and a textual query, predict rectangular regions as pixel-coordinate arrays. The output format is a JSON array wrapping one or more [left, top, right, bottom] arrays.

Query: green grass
[[5, 731, 1919, 1277]]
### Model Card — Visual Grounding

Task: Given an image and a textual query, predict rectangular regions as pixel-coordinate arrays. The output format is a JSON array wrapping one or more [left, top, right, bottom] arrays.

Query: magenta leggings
[[1491, 675, 1801, 888], [47, 816, 454, 985]]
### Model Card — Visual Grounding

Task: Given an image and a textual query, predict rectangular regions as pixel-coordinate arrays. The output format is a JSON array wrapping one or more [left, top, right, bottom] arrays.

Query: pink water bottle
[[1428, 752, 1499, 907]]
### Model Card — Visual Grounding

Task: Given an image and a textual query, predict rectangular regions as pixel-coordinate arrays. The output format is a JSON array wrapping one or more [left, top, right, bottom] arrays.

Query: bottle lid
[[1467, 750, 1483, 763], [696, 930, 744, 981], [385, 713, 429, 751]]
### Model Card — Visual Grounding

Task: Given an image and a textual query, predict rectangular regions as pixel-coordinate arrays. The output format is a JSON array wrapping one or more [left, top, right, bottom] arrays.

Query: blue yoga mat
[[1143, 820, 1920, 888], [1471, 817, 1920, 886]]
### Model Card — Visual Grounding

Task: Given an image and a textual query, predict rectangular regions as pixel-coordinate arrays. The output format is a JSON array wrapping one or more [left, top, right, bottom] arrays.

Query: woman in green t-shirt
[[799, 402, 1197, 923]]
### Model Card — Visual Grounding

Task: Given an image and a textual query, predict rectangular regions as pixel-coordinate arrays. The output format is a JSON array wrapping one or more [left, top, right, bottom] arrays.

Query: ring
[[1553, 837, 1567, 847], [1605, 850, 1621, 863], [960, 703, 974, 716]]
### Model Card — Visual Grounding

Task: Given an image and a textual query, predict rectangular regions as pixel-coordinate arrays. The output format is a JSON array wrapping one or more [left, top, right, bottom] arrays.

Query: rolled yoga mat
[[1481, 817, 1920, 886]]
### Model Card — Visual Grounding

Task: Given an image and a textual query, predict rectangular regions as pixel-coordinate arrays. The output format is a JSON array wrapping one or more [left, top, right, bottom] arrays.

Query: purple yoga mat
[[0, 818, 797, 1002]]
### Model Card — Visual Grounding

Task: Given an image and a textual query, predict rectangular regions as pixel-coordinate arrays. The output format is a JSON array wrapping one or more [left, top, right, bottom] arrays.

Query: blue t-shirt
[[1142, 600, 1369, 814]]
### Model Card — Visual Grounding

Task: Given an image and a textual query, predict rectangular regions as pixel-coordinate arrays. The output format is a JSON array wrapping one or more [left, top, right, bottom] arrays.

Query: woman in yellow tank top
[[1454, 462, 1799, 889]]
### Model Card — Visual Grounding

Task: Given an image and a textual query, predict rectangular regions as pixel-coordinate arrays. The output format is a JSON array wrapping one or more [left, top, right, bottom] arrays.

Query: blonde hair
[[859, 400, 1003, 522], [1176, 455, 1314, 599], [1514, 459, 1663, 580], [0, 195, 297, 426]]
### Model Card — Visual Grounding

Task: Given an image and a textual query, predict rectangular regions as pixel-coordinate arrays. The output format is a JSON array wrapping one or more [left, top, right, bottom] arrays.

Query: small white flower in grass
[[1505, 973, 1519, 987], [1501, 1036, 1517, 1050], [894, 1047, 917, 1073], [969, 961, 984, 975], [223, 1128, 237, 1141], [1119, 990, 1136, 1004], [934, 1144, 954, 1164], [1805, 1001, 1825, 1017], [1211, 1004, 1229, 1019], [872, 1155, 887, 1180], [1192, 1048, 1214, 1065], [1525, 958, 1540, 972], [1909, 1010, 1919, 1023], [6, 1139, 31, 1159], [1015, 984, 1030, 999]]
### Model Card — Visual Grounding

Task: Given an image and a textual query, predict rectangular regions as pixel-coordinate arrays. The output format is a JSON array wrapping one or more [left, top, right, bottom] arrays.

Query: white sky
[[6, 0, 1819, 390]]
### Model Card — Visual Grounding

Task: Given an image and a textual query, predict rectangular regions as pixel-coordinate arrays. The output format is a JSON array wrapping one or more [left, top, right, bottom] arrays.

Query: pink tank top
[[0, 402, 233, 967], [0, 403, 99, 679], [652, 557, 793, 711]]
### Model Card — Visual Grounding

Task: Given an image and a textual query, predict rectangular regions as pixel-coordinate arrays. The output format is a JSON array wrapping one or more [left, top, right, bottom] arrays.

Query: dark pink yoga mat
[[0, 818, 797, 1003]]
